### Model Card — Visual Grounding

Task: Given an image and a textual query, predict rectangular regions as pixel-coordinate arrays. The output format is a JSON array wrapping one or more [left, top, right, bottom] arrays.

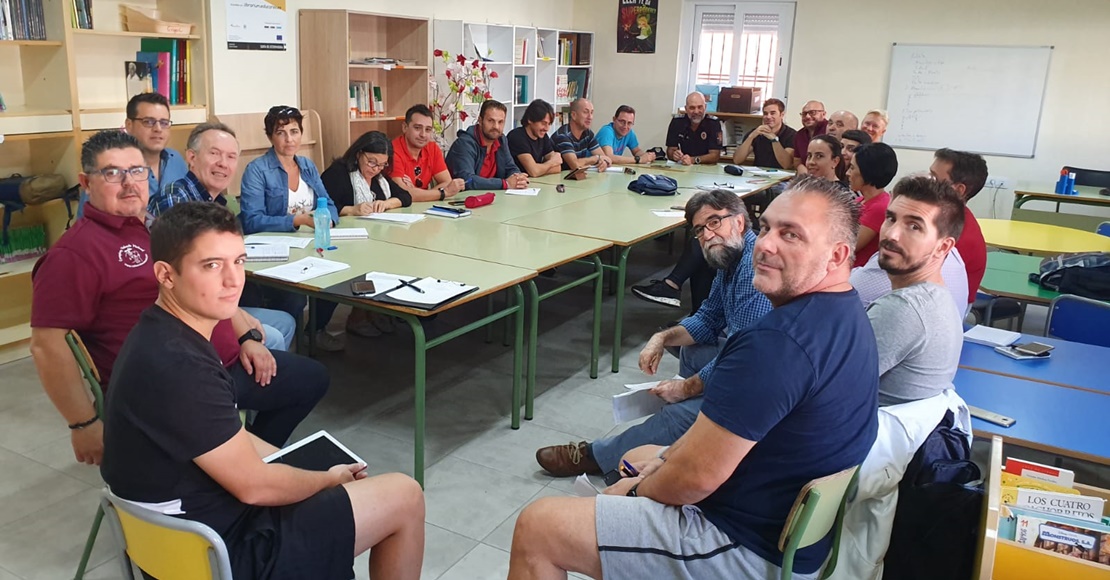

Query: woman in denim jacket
[[238, 106, 344, 351]]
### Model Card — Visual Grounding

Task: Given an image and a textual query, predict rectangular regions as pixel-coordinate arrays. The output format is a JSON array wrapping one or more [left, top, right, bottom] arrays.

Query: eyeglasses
[[800, 110, 825, 117], [89, 166, 151, 183], [359, 153, 386, 171], [692, 213, 734, 239], [129, 117, 172, 129]]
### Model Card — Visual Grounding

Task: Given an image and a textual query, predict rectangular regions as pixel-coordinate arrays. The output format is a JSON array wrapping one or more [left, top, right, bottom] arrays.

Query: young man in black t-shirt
[[507, 99, 563, 177], [101, 202, 425, 579]]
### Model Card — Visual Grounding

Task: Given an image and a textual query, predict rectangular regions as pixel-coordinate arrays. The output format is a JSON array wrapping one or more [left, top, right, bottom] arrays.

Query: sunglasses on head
[[270, 106, 300, 117]]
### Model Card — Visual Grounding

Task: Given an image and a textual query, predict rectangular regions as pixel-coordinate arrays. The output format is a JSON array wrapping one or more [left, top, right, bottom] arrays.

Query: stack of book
[[0, 224, 47, 264], [71, 0, 93, 29], [513, 36, 528, 65], [998, 458, 1109, 569], [557, 33, 592, 66], [349, 81, 384, 118], [133, 39, 192, 104], [0, 0, 48, 40]]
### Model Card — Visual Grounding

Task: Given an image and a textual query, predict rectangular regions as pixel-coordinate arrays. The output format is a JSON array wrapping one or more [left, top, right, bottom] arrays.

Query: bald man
[[552, 98, 612, 171], [665, 92, 724, 166], [792, 100, 828, 175], [827, 110, 859, 139]]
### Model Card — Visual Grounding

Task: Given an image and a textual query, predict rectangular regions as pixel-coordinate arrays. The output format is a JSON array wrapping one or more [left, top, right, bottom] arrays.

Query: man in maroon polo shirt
[[929, 148, 989, 306], [30, 131, 328, 466], [792, 100, 828, 175]]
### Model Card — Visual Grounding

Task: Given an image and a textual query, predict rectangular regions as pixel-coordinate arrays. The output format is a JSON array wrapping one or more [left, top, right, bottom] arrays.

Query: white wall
[[583, 0, 1110, 218], [207, 0, 578, 115]]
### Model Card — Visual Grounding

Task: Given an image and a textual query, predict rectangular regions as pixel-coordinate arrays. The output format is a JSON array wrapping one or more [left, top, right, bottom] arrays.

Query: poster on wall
[[226, 0, 287, 51], [617, 0, 658, 54]]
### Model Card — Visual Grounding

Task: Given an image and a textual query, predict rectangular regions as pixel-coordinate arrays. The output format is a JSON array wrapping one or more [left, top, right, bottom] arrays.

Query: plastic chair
[[101, 489, 233, 580], [1045, 294, 1110, 348], [68, 331, 106, 580], [1063, 166, 1110, 189], [970, 292, 1024, 330], [1097, 221, 1110, 238], [778, 465, 860, 580]]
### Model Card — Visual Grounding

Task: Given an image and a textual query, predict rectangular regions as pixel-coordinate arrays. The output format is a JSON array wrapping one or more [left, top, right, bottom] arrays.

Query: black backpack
[[1029, 252, 1110, 301]]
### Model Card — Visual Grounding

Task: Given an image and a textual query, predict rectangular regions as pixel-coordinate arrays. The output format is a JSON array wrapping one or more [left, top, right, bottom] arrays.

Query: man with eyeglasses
[[597, 105, 655, 165], [792, 100, 828, 176], [535, 190, 771, 478], [77, 93, 188, 217], [30, 131, 327, 467], [388, 104, 465, 202]]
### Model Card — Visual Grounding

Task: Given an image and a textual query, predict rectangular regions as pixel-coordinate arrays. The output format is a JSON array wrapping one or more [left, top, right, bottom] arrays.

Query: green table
[[1013, 182, 1110, 211], [339, 216, 612, 417], [980, 253, 1057, 305], [246, 237, 535, 485], [397, 183, 611, 223]]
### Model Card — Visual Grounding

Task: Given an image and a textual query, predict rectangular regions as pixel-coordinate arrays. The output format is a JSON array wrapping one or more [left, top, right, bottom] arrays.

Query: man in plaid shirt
[[536, 189, 773, 476], [149, 122, 240, 217]]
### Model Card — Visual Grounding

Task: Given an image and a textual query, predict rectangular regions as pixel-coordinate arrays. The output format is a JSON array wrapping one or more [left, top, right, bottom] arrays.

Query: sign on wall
[[618, 0, 658, 54], [226, 0, 287, 51]]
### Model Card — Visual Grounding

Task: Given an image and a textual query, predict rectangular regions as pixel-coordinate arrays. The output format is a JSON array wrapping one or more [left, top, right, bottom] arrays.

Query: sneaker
[[313, 329, 346, 352], [346, 319, 382, 338], [631, 279, 681, 308], [535, 441, 602, 477]]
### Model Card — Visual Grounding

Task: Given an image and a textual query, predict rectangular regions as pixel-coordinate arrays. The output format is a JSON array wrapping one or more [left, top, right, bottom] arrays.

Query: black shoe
[[631, 279, 681, 308]]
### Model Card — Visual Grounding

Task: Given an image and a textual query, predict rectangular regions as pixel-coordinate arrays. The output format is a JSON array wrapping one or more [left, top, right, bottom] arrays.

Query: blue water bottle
[[313, 197, 331, 250], [1066, 172, 1077, 195]]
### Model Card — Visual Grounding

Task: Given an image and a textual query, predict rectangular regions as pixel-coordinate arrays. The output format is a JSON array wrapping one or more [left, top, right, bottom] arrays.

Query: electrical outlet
[[986, 176, 1010, 189]]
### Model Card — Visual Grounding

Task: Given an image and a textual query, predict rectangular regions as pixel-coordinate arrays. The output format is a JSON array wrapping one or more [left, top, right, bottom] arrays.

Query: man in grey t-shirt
[[866, 176, 966, 406]]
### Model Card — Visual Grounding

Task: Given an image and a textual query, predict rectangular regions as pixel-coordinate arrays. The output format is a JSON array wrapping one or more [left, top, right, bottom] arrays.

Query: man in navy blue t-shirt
[[508, 176, 879, 580]]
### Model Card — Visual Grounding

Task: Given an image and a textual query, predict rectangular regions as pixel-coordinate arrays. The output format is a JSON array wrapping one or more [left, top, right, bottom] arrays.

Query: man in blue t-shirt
[[596, 105, 656, 165], [508, 176, 879, 580], [551, 98, 612, 172]]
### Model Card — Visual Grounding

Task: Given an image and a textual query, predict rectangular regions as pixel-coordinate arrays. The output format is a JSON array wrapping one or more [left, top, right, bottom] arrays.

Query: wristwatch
[[634, 154, 641, 164], [626, 483, 640, 497], [694, 156, 702, 165], [238, 328, 263, 345], [769, 136, 779, 142], [438, 187, 446, 201]]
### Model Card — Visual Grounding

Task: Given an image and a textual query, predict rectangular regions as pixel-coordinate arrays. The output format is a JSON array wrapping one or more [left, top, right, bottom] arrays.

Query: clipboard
[[325, 273, 479, 311]]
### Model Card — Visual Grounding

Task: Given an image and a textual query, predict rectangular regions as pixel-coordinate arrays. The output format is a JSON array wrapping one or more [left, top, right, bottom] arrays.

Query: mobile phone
[[350, 280, 376, 296], [603, 469, 623, 486], [1013, 342, 1054, 356], [431, 205, 467, 215], [968, 405, 1016, 428], [564, 167, 587, 180]]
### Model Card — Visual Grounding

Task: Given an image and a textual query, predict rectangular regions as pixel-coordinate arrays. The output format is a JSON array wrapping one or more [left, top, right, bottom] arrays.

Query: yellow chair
[[68, 331, 106, 580], [101, 489, 233, 580], [777, 465, 860, 580]]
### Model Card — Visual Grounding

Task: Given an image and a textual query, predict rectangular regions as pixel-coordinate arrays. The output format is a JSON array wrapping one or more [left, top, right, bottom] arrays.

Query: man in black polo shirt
[[101, 202, 425, 579], [732, 98, 797, 169], [666, 92, 724, 166]]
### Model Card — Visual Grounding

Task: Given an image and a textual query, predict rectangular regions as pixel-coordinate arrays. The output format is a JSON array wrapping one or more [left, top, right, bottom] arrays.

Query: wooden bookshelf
[[299, 10, 430, 162]]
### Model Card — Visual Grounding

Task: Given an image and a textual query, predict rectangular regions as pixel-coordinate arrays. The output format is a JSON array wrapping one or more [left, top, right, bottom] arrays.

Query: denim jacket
[[238, 147, 339, 234]]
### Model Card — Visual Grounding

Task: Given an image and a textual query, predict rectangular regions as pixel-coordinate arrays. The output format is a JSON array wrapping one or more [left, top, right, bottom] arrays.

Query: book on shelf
[[576, 34, 592, 65], [2, 0, 48, 40], [124, 61, 153, 99], [372, 85, 383, 116], [74, 0, 93, 30], [137, 51, 171, 100], [566, 68, 589, 100], [555, 74, 569, 104], [513, 75, 528, 105], [1005, 505, 1110, 567], [1004, 457, 1075, 487], [536, 37, 546, 59], [349, 81, 383, 118], [514, 36, 528, 65], [140, 39, 191, 104]]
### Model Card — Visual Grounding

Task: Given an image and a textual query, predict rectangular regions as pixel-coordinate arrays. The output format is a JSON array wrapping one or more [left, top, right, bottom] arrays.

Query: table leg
[[485, 296, 494, 343], [591, 255, 602, 379], [512, 285, 525, 426], [612, 246, 631, 373], [525, 280, 539, 421], [397, 314, 427, 486]]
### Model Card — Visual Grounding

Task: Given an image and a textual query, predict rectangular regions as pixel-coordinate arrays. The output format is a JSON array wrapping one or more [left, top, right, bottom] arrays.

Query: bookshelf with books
[[0, 0, 211, 361], [300, 10, 429, 162], [535, 28, 592, 131]]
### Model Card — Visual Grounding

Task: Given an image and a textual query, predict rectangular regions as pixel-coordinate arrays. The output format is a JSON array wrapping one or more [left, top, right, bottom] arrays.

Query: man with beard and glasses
[[446, 100, 530, 191], [791, 100, 828, 175], [867, 175, 965, 405], [534, 190, 772, 477]]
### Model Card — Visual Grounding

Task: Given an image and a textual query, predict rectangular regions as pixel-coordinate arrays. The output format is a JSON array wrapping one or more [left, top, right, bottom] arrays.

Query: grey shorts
[[595, 495, 818, 580]]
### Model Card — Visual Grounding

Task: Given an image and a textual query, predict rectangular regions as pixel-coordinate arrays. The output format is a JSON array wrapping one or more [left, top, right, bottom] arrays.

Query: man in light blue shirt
[[77, 93, 189, 217], [596, 105, 656, 165]]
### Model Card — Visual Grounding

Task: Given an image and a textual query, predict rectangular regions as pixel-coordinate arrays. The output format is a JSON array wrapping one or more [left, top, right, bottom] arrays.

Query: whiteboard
[[884, 44, 1052, 158]]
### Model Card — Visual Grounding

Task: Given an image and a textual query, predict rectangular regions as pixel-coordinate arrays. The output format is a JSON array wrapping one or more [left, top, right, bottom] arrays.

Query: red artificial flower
[[472, 87, 481, 94], [434, 49, 443, 57], [444, 70, 452, 78], [457, 85, 465, 93], [440, 114, 448, 121], [459, 111, 469, 122], [489, 71, 499, 79], [456, 54, 467, 64], [484, 91, 493, 99], [472, 59, 480, 68], [480, 65, 487, 72]]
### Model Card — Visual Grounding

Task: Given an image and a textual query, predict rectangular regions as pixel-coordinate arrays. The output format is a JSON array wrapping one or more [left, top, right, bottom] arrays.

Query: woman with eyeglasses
[[239, 105, 344, 351], [321, 131, 412, 216], [320, 131, 411, 337]]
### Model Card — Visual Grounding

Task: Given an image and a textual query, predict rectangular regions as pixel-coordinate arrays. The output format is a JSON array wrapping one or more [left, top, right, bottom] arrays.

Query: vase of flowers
[[429, 49, 497, 148]]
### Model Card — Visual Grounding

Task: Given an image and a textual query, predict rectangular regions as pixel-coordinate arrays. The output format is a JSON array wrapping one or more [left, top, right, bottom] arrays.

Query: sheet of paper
[[574, 474, 602, 497], [329, 227, 369, 239], [244, 235, 312, 249], [254, 257, 350, 283], [696, 183, 754, 193], [357, 213, 426, 224], [505, 188, 540, 196], [588, 167, 628, 174], [652, 210, 684, 218]]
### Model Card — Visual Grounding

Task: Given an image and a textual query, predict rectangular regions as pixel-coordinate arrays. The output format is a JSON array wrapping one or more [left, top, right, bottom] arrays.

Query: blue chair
[[1045, 294, 1110, 348], [1097, 221, 1110, 238]]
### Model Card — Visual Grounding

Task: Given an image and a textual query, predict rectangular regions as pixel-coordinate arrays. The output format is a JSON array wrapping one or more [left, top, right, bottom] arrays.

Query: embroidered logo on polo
[[118, 244, 149, 268]]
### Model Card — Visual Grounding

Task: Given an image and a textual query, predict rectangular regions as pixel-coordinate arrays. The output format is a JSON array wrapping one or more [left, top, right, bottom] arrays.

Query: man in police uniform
[[666, 92, 724, 166]]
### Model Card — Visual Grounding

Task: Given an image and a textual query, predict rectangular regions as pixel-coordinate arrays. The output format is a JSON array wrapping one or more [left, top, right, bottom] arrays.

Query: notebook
[[254, 257, 350, 283], [425, 205, 471, 219], [244, 235, 312, 249], [963, 325, 1021, 347], [245, 244, 289, 262], [356, 213, 426, 225], [263, 430, 365, 472], [329, 227, 369, 239]]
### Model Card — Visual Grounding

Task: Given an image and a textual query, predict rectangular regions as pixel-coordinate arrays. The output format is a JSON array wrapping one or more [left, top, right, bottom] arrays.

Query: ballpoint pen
[[398, 278, 425, 294]]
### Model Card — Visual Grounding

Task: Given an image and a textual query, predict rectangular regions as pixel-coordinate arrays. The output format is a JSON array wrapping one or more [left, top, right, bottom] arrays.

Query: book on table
[[425, 206, 471, 219], [329, 227, 369, 240], [245, 244, 289, 263], [963, 325, 1021, 347]]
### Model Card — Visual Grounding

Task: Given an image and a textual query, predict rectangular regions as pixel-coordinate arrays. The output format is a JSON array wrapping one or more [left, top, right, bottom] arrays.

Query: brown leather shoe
[[536, 441, 601, 477]]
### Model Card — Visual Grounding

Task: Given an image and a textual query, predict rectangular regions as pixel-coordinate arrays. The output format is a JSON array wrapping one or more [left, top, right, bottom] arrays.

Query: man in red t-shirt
[[929, 148, 989, 305], [30, 131, 327, 465], [388, 104, 465, 202]]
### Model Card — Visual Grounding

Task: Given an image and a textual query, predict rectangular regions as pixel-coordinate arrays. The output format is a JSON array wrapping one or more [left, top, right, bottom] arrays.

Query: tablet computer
[[263, 430, 366, 472]]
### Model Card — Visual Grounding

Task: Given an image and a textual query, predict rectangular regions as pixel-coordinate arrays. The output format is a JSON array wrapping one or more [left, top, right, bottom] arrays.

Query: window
[[687, 3, 795, 100]]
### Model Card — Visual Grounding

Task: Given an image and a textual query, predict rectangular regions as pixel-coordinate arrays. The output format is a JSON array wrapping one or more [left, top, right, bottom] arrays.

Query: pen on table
[[316, 247, 323, 258], [398, 278, 425, 294]]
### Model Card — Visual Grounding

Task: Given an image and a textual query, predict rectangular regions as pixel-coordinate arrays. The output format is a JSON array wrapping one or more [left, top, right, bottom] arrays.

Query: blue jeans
[[243, 307, 296, 351], [590, 340, 724, 471]]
